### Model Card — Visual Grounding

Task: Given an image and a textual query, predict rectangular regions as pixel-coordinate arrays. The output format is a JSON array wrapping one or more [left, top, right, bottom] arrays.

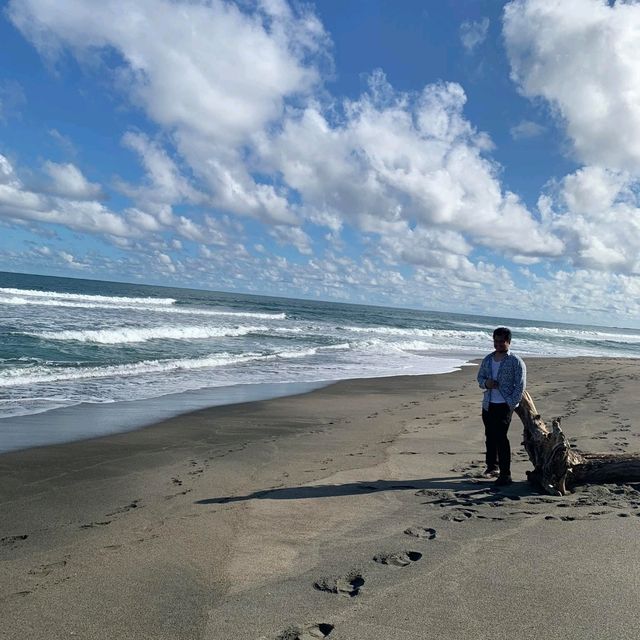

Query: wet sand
[[2, 357, 640, 639]]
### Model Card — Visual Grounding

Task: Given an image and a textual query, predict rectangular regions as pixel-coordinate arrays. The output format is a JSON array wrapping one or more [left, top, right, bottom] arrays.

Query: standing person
[[476, 327, 526, 486]]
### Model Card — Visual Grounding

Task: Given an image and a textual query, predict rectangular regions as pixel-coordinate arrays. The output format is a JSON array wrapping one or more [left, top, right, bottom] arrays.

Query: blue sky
[[1, 0, 640, 326]]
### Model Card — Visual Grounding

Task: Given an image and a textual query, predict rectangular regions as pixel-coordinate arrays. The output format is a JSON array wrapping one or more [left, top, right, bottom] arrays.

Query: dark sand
[[2, 358, 640, 639]]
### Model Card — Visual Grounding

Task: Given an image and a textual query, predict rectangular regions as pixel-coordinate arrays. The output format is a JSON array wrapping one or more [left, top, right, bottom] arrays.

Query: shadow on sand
[[195, 476, 530, 505]]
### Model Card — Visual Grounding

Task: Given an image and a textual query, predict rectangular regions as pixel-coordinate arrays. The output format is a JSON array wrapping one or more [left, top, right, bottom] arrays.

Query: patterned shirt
[[477, 350, 526, 410]]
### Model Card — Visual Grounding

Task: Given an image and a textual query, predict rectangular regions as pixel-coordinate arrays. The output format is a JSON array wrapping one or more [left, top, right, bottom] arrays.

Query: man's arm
[[505, 358, 526, 409], [477, 356, 491, 389]]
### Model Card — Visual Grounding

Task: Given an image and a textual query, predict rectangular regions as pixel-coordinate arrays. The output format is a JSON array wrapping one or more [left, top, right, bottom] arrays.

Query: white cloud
[[156, 251, 176, 274], [59, 250, 87, 269], [9, 0, 567, 270], [12, 0, 640, 319], [0, 153, 134, 238], [269, 225, 313, 255], [119, 132, 202, 205], [8, 0, 327, 226], [525, 268, 640, 321], [542, 166, 640, 273], [43, 161, 102, 199], [460, 17, 490, 52], [504, 0, 640, 173], [510, 119, 545, 140], [262, 72, 563, 262]]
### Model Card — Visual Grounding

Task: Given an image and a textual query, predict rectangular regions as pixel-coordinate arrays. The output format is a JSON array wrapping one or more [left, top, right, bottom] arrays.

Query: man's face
[[493, 335, 510, 353]]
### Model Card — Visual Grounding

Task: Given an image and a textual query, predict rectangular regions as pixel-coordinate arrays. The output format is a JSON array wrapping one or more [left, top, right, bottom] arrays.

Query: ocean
[[2, 271, 640, 453]]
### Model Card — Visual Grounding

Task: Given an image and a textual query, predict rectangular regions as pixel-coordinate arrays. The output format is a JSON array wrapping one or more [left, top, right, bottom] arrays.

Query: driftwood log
[[514, 390, 640, 496]]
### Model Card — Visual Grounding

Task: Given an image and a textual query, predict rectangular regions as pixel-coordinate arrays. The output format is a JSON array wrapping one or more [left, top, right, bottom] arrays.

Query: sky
[[1, 0, 640, 327]]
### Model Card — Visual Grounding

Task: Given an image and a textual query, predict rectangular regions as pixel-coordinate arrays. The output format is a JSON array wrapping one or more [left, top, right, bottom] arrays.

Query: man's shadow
[[195, 476, 529, 505]]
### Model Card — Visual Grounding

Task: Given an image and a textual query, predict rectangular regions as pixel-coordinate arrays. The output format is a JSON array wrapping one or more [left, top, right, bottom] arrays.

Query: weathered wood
[[514, 390, 640, 495]]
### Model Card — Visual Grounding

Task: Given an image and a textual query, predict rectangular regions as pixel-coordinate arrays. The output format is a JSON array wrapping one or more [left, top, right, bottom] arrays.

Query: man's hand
[[485, 379, 497, 389]]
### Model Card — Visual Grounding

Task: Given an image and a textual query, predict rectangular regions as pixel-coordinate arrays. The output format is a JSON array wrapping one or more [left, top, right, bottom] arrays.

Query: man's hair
[[493, 327, 512, 342]]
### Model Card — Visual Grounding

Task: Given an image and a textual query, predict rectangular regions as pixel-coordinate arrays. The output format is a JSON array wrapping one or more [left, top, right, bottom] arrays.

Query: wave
[[0, 345, 332, 388], [276, 348, 318, 359], [341, 325, 488, 341], [0, 352, 266, 387], [28, 325, 269, 344], [450, 320, 640, 344], [515, 326, 640, 343], [0, 287, 175, 306], [0, 294, 286, 320]]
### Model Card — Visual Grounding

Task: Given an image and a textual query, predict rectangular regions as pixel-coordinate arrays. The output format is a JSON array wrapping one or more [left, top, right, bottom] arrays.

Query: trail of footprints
[[274, 523, 438, 638], [416, 478, 640, 522], [4, 455, 217, 601], [269, 463, 640, 638]]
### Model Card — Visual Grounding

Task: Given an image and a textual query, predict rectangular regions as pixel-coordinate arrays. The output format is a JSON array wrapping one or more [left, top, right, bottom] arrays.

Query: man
[[476, 327, 526, 486]]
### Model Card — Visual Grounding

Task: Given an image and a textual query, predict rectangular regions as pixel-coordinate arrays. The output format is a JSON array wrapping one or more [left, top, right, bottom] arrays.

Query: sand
[[2, 357, 640, 639]]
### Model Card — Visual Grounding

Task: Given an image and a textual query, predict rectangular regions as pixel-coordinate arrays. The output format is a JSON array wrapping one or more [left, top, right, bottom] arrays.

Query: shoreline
[[0, 357, 472, 455], [0, 379, 331, 455], [2, 357, 640, 639]]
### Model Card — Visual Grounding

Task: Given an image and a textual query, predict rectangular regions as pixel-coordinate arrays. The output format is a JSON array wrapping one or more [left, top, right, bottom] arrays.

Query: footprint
[[1, 534, 28, 547], [373, 551, 422, 567], [404, 526, 436, 539], [28, 560, 67, 577], [441, 509, 503, 522], [106, 500, 141, 516], [313, 571, 364, 597], [275, 623, 334, 639], [80, 520, 111, 529], [164, 489, 193, 500]]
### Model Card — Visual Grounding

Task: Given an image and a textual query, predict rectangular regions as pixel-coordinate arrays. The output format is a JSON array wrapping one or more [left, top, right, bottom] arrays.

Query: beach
[[2, 357, 640, 639]]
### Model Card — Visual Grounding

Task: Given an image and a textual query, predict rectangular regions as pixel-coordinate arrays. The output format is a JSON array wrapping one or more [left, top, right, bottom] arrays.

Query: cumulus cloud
[[460, 17, 490, 52], [262, 72, 563, 261], [539, 165, 640, 273], [118, 132, 202, 205], [13, 0, 638, 317], [269, 225, 313, 255], [0, 153, 134, 237], [8, 0, 327, 226], [504, 0, 640, 173], [59, 250, 87, 269], [510, 119, 545, 140], [524, 268, 640, 321], [43, 161, 102, 199], [8, 0, 568, 268]]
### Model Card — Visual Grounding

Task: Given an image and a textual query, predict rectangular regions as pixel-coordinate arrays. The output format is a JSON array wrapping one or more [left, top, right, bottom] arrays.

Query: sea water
[[2, 271, 640, 452]]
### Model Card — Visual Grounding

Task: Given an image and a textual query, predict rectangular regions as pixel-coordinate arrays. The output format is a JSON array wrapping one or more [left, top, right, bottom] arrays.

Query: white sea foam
[[0, 294, 286, 319], [451, 320, 640, 344], [516, 326, 640, 343], [276, 348, 318, 359], [0, 287, 175, 306], [0, 345, 340, 388], [28, 325, 269, 344], [0, 352, 266, 387], [319, 343, 350, 351], [341, 325, 487, 341]]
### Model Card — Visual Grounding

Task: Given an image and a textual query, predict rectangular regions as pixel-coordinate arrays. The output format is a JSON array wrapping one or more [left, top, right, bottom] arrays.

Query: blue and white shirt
[[477, 351, 526, 411]]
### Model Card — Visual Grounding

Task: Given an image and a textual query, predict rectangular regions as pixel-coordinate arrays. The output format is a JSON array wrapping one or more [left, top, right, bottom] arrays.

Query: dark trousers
[[482, 403, 513, 475]]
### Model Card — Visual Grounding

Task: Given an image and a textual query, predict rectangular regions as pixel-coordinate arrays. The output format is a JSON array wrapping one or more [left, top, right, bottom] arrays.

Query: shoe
[[494, 474, 513, 487], [483, 466, 499, 478]]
